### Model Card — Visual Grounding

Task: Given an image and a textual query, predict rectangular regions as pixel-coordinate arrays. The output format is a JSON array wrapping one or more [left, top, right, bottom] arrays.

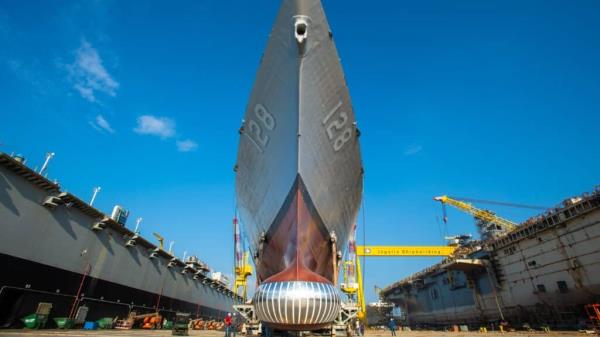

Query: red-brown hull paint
[[258, 177, 333, 284]]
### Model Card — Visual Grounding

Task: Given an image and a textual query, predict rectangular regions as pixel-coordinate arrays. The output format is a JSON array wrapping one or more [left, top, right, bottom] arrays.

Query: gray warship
[[382, 188, 600, 329], [0, 152, 241, 327], [234, 0, 363, 331]]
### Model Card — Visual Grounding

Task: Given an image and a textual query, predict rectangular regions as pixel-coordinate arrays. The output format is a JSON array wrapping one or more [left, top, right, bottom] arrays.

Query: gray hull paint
[[0, 154, 239, 316], [383, 191, 600, 327], [235, 0, 363, 273]]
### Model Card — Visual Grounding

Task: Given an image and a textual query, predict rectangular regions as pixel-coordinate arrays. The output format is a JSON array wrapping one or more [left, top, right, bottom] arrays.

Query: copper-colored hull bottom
[[257, 176, 333, 284]]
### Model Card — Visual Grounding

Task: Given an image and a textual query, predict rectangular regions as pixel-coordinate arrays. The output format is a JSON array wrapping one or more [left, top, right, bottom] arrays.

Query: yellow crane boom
[[433, 195, 518, 230], [346, 246, 456, 323], [357, 246, 456, 257], [152, 232, 164, 250]]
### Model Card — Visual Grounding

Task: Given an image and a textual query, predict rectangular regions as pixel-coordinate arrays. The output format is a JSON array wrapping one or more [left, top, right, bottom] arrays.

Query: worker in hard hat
[[224, 313, 233, 337]]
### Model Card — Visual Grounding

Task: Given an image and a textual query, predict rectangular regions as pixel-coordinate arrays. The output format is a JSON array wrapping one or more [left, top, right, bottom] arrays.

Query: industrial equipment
[[444, 196, 548, 210], [114, 312, 162, 330], [357, 246, 456, 256], [433, 195, 518, 230], [153, 232, 165, 250], [233, 252, 252, 299], [344, 197, 524, 324], [585, 304, 600, 337], [172, 312, 190, 336], [341, 228, 364, 321], [232, 216, 252, 300], [110, 205, 129, 226], [433, 195, 550, 240], [344, 244, 456, 322]]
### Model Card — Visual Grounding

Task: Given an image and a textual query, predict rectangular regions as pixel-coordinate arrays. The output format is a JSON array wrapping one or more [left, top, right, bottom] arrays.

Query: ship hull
[[235, 0, 363, 330], [0, 153, 240, 328], [0, 252, 225, 327], [383, 191, 600, 329]]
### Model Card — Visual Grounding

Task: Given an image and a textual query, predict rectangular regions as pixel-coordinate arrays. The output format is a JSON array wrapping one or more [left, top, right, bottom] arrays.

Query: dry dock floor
[[0, 330, 585, 337]]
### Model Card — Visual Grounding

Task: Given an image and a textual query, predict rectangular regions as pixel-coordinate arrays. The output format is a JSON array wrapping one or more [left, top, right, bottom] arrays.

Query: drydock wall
[[0, 157, 238, 327]]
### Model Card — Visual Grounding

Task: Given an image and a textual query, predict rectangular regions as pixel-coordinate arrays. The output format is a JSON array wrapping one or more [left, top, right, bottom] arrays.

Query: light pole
[[39, 152, 55, 175], [90, 187, 101, 206], [134, 217, 143, 234]]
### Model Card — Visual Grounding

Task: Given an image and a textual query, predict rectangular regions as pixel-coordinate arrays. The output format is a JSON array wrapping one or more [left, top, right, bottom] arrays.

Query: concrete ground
[[0, 330, 587, 337], [0, 330, 221, 337]]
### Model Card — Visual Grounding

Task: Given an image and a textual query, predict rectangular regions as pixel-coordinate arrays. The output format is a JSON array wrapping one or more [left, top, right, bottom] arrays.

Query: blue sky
[[1, 1, 599, 303]]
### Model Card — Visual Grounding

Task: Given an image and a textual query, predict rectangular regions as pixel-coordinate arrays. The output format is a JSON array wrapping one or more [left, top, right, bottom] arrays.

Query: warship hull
[[0, 153, 240, 328], [382, 190, 600, 329], [235, 0, 363, 330]]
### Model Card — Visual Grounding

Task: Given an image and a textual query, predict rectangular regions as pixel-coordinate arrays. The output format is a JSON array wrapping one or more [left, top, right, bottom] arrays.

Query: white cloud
[[67, 40, 119, 102], [176, 139, 198, 152], [75, 84, 95, 101], [89, 114, 115, 134], [133, 115, 198, 152], [404, 144, 423, 156], [134, 115, 176, 139]]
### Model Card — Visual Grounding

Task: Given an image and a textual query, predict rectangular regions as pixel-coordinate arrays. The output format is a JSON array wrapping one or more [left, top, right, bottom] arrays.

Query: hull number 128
[[322, 100, 353, 152], [246, 104, 276, 153]]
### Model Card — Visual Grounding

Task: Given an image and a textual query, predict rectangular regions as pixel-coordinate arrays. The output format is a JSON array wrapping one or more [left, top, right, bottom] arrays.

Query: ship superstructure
[[382, 188, 600, 328], [0, 152, 241, 327], [234, 0, 363, 330]]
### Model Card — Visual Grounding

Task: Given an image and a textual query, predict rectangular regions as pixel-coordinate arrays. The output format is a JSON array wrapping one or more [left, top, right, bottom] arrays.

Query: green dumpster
[[21, 314, 49, 329], [163, 320, 173, 329], [54, 317, 74, 329], [21, 314, 38, 329], [97, 317, 114, 329]]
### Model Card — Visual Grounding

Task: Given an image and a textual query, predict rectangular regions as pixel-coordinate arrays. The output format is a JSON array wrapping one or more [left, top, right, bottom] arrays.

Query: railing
[[490, 191, 600, 250]]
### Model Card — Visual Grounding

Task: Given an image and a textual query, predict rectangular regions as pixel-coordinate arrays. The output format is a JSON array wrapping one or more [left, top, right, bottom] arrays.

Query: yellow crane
[[343, 245, 456, 322], [341, 253, 365, 320], [232, 216, 253, 300], [433, 195, 518, 230], [357, 246, 456, 256], [233, 251, 253, 300], [345, 196, 544, 323], [152, 232, 165, 250]]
